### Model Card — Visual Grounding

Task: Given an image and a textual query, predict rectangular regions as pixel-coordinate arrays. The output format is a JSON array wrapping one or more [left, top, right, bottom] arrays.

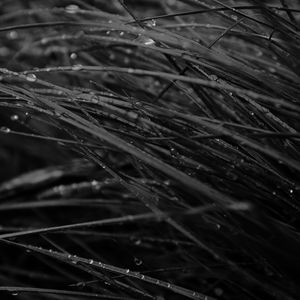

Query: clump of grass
[[0, 0, 299, 299]]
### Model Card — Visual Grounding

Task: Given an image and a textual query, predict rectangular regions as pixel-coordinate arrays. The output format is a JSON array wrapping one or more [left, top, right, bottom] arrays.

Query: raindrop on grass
[[70, 52, 77, 60], [146, 19, 156, 27], [10, 114, 19, 121], [134, 239, 141, 245], [89, 259, 94, 264], [269, 67, 276, 73], [65, 4, 79, 14], [72, 64, 83, 71], [214, 287, 223, 296], [126, 269, 130, 273], [7, 31, 18, 40], [143, 38, 155, 46], [0, 127, 10, 133], [26, 73, 37, 82]]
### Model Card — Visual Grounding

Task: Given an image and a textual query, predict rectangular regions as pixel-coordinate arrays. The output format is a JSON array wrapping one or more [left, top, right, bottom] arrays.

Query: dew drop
[[120, 31, 124, 36], [164, 180, 171, 186], [72, 64, 83, 71], [214, 287, 223, 296], [10, 114, 19, 121], [25, 73, 37, 82], [65, 4, 79, 14], [143, 38, 155, 46], [0, 126, 10, 133], [7, 31, 18, 40], [269, 67, 276, 73], [146, 19, 156, 27], [70, 52, 77, 60], [289, 189, 294, 194], [126, 269, 130, 273], [134, 239, 141, 245], [109, 53, 115, 60], [89, 259, 94, 264], [12, 292, 18, 296]]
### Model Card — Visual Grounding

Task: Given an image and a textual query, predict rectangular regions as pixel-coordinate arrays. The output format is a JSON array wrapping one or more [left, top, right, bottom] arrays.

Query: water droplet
[[289, 189, 294, 194], [126, 269, 130, 273], [146, 19, 156, 27], [0, 126, 10, 133], [12, 292, 18, 296], [70, 52, 77, 60], [108, 20, 112, 24], [269, 67, 276, 73], [143, 38, 155, 46], [65, 4, 79, 14], [134, 239, 141, 245], [25, 73, 37, 82], [214, 288, 223, 296], [10, 114, 19, 121], [120, 31, 124, 36], [109, 53, 115, 60], [7, 31, 18, 40], [72, 64, 83, 71], [216, 224, 221, 230], [167, 283, 171, 288], [106, 30, 111, 35], [89, 259, 94, 264], [134, 257, 143, 266], [164, 180, 171, 186]]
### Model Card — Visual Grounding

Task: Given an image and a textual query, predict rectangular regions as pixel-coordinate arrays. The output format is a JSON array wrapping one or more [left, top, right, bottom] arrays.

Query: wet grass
[[0, 0, 299, 299]]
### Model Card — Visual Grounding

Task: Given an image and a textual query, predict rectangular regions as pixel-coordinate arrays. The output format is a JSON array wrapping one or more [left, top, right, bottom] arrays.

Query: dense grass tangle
[[0, 1, 299, 299]]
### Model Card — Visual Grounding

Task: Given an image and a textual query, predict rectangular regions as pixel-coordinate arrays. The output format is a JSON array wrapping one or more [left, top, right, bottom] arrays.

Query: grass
[[0, 0, 299, 299]]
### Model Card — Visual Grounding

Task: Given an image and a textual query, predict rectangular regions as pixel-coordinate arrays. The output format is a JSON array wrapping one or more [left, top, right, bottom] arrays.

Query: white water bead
[[25, 73, 37, 82]]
